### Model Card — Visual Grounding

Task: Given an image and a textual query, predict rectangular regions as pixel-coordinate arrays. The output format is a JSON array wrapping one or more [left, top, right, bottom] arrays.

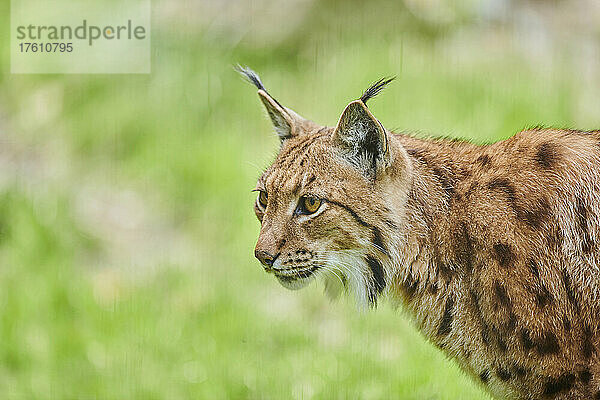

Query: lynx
[[238, 66, 600, 400]]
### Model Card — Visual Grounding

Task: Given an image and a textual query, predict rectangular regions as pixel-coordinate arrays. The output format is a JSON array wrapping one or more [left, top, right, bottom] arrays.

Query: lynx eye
[[298, 196, 321, 215], [258, 191, 268, 208]]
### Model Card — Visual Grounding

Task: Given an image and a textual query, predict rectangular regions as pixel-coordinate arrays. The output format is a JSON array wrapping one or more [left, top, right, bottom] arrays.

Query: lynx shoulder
[[238, 66, 600, 400]]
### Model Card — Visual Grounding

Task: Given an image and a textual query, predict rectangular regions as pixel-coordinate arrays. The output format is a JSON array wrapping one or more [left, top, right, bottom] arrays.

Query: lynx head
[[238, 66, 413, 307]]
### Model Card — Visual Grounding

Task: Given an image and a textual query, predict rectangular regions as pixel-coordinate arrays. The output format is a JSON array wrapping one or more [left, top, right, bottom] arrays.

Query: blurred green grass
[[0, 0, 599, 398]]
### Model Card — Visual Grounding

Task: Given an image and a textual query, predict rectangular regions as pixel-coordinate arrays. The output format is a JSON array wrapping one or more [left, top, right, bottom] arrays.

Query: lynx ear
[[332, 100, 391, 179], [257, 90, 297, 141], [236, 65, 309, 143]]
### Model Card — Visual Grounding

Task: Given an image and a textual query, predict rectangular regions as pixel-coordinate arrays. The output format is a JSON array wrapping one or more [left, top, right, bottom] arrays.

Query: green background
[[1, 1, 599, 398]]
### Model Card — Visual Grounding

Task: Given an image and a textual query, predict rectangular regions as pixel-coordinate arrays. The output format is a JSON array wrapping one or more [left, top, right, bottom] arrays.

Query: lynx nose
[[255, 250, 279, 268]]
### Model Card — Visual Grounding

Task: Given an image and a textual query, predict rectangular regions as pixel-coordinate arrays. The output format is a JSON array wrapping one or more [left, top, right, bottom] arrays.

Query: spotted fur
[[241, 67, 600, 399]]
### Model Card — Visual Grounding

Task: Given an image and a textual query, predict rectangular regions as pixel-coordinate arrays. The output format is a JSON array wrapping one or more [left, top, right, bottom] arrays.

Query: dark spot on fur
[[479, 369, 490, 383], [512, 365, 528, 377], [470, 290, 491, 346], [537, 332, 560, 355], [595, 391, 600, 400], [464, 181, 479, 198], [496, 367, 512, 381], [454, 223, 474, 274], [521, 329, 534, 351], [579, 369, 592, 384], [535, 285, 553, 308], [481, 327, 491, 347], [494, 282, 511, 308], [520, 196, 550, 230], [505, 312, 517, 332], [527, 260, 553, 307], [575, 196, 594, 253], [535, 142, 559, 169], [583, 325, 594, 359], [493, 327, 508, 352], [563, 316, 572, 331], [437, 296, 454, 336], [488, 177, 518, 207], [438, 263, 456, 281], [528, 258, 540, 279], [493, 243, 514, 268], [427, 283, 439, 295], [476, 154, 491, 166], [543, 374, 575, 396], [561, 268, 579, 310]]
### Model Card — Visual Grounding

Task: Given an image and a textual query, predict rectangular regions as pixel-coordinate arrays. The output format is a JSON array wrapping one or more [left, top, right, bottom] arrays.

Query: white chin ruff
[[273, 250, 375, 309], [324, 250, 371, 308]]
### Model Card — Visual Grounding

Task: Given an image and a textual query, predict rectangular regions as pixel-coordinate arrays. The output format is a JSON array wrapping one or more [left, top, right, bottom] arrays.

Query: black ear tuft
[[236, 64, 311, 142], [235, 65, 266, 92], [235, 65, 289, 112], [360, 76, 396, 105]]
